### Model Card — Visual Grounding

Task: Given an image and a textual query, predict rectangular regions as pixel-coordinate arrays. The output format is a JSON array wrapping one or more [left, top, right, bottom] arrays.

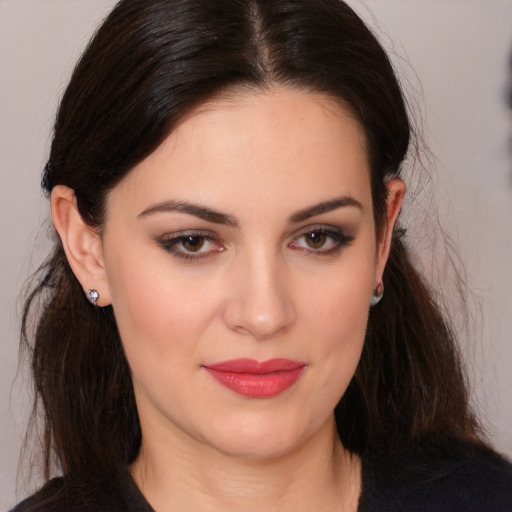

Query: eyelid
[[288, 224, 355, 254], [157, 230, 225, 261], [156, 224, 354, 262]]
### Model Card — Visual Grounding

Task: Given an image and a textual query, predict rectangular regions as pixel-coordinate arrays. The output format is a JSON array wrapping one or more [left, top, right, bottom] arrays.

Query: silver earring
[[87, 289, 99, 306], [370, 282, 384, 306]]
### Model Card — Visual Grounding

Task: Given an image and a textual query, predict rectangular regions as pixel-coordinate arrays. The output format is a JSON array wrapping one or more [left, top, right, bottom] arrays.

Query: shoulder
[[9, 471, 152, 512], [359, 436, 512, 512]]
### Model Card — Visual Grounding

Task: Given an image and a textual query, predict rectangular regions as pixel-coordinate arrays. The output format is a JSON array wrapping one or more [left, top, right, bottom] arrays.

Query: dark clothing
[[358, 437, 512, 512], [11, 438, 512, 511]]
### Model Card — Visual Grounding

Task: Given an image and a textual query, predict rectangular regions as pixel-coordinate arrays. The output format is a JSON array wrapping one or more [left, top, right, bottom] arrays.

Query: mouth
[[202, 358, 306, 398]]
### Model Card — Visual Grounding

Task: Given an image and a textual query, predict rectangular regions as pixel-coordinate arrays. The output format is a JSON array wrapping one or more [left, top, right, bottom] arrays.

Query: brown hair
[[22, 0, 481, 484]]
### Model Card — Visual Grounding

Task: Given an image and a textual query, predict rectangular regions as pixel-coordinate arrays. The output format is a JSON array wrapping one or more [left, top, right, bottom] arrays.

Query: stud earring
[[87, 289, 99, 306], [370, 282, 384, 306]]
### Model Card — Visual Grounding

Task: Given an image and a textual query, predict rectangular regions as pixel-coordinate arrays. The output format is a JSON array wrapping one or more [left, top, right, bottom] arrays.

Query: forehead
[[107, 87, 371, 218]]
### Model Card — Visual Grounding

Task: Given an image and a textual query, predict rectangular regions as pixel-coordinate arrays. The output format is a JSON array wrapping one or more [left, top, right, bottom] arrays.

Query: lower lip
[[204, 367, 305, 398]]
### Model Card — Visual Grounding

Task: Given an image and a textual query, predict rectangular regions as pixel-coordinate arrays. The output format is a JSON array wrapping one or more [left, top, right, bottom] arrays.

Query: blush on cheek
[[317, 278, 371, 324], [112, 264, 214, 364]]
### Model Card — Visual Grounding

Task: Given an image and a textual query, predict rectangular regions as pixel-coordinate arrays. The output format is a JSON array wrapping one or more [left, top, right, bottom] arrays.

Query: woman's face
[[99, 88, 401, 459]]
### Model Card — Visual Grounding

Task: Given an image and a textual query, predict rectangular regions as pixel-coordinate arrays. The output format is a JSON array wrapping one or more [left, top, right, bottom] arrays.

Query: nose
[[222, 251, 296, 340]]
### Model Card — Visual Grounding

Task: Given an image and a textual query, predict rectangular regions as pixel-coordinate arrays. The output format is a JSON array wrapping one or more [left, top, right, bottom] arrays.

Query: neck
[[130, 417, 361, 512]]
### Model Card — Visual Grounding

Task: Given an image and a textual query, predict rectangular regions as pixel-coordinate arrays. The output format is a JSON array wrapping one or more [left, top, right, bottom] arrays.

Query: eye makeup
[[157, 230, 225, 261], [288, 225, 355, 256], [156, 223, 355, 263]]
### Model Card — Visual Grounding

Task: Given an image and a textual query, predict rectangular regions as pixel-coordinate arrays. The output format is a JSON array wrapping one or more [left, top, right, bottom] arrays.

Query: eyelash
[[288, 227, 354, 256], [158, 231, 222, 261], [158, 227, 354, 262]]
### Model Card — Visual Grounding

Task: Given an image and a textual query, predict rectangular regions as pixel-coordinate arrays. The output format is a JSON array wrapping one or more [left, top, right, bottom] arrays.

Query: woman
[[12, 0, 512, 510]]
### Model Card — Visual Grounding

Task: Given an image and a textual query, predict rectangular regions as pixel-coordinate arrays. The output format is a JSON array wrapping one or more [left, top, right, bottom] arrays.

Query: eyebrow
[[138, 200, 239, 227], [138, 195, 363, 226], [289, 196, 363, 223]]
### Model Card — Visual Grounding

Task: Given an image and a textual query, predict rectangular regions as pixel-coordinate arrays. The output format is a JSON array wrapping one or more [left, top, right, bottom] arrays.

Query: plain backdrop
[[1, 0, 511, 509]]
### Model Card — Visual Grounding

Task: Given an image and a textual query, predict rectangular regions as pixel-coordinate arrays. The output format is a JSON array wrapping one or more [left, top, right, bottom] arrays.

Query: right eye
[[158, 232, 225, 261]]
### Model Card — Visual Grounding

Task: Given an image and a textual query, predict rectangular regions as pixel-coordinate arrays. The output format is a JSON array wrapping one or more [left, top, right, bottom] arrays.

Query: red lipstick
[[203, 358, 305, 398]]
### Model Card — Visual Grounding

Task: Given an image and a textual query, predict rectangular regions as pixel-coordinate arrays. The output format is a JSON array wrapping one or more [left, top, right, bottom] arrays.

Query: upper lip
[[203, 358, 305, 374]]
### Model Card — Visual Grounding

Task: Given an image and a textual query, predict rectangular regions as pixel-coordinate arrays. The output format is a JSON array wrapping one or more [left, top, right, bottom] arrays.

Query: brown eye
[[305, 231, 327, 249], [289, 227, 354, 255], [181, 236, 205, 252], [159, 231, 224, 261]]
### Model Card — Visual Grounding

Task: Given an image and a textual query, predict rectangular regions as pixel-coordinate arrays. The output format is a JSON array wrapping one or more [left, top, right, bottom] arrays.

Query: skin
[[52, 87, 404, 511]]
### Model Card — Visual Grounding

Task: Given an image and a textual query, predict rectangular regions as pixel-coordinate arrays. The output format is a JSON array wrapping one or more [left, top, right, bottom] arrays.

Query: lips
[[203, 358, 305, 398]]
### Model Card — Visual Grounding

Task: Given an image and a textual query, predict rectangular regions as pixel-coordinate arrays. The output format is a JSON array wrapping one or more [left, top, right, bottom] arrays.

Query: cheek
[[288, 269, 371, 434], [311, 282, 369, 371], [297, 250, 375, 387], [105, 248, 219, 362], [300, 258, 374, 340]]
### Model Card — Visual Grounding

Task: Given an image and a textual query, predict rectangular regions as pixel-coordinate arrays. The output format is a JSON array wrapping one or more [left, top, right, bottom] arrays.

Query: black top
[[10, 437, 512, 512]]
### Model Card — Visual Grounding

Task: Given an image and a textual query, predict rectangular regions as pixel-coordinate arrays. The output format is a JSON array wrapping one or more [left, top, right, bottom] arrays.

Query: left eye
[[303, 231, 329, 249], [290, 228, 352, 254]]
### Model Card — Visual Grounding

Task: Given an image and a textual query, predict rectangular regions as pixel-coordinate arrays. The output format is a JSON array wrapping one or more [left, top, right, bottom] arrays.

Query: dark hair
[[22, 0, 481, 483]]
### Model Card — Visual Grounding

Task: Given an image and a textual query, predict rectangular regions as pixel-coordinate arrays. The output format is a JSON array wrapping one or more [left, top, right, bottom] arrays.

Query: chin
[[213, 435, 300, 461], [202, 412, 325, 461]]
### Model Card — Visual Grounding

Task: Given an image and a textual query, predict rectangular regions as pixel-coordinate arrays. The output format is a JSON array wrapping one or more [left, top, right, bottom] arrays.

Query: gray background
[[1, 0, 511, 509]]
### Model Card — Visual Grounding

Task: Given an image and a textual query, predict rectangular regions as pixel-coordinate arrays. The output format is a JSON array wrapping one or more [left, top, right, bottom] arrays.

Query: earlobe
[[374, 178, 406, 283], [51, 185, 111, 306]]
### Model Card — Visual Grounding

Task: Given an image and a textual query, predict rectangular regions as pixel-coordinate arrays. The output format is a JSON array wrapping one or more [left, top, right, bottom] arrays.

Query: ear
[[51, 185, 112, 306], [374, 178, 406, 284]]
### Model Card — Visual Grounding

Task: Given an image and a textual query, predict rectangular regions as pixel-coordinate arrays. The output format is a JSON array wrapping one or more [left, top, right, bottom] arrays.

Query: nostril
[[222, 290, 296, 340]]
